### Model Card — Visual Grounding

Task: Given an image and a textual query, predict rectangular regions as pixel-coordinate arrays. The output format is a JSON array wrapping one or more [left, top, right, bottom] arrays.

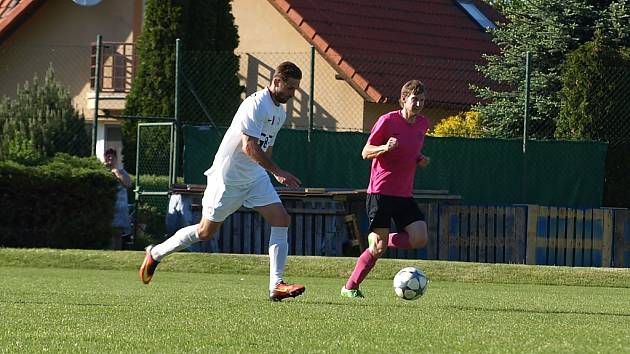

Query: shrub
[[0, 66, 90, 164], [0, 154, 117, 249], [430, 111, 483, 138]]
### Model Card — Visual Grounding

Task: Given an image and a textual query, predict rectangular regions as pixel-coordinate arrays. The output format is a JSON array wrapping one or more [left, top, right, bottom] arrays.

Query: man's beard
[[276, 94, 290, 103]]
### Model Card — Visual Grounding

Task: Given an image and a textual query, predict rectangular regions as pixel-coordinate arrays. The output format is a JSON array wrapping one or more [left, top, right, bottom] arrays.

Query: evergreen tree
[[0, 67, 90, 164], [474, 0, 629, 138], [179, 0, 241, 126], [122, 0, 182, 173], [557, 38, 630, 142], [122, 0, 241, 174]]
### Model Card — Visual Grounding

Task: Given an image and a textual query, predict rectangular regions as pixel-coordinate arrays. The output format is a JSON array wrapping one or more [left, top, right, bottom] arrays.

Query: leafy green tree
[[484, 0, 525, 13], [0, 67, 90, 164], [123, 0, 240, 174], [474, 0, 629, 138]]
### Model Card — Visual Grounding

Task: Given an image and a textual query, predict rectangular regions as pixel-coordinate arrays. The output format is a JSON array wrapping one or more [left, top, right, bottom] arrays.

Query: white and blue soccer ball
[[393, 266, 428, 300]]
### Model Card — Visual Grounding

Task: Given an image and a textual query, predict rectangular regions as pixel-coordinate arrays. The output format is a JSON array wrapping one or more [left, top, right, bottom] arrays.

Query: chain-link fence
[[2, 43, 629, 248]]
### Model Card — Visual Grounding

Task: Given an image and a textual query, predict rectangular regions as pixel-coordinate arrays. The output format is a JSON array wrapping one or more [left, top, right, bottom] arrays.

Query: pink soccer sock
[[388, 231, 413, 249], [345, 249, 377, 290]]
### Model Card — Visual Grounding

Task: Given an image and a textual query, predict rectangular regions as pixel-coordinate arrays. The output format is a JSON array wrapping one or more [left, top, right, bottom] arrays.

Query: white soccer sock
[[268, 226, 289, 291], [151, 224, 200, 261]]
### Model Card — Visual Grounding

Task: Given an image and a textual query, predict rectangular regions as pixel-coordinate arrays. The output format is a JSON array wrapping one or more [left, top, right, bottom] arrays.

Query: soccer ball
[[393, 266, 428, 300]]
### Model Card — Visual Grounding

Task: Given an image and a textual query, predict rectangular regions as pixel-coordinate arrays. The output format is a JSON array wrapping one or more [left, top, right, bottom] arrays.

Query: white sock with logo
[[151, 224, 200, 261], [268, 226, 289, 291]]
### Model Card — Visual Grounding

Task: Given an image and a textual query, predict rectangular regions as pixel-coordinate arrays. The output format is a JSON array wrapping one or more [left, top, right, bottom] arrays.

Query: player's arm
[[361, 137, 398, 160], [112, 168, 132, 188], [241, 134, 301, 188]]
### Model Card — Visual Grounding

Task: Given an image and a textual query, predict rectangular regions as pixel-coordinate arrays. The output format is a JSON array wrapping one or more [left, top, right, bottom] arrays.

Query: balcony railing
[[90, 41, 135, 93]]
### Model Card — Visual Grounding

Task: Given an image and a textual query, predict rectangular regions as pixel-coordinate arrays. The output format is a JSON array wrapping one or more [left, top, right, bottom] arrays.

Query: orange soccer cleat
[[139, 245, 159, 284], [269, 281, 305, 301]]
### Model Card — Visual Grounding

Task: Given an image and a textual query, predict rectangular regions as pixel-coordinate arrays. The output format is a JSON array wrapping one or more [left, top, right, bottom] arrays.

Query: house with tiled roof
[[0, 0, 500, 153], [0, 0, 141, 159], [233, 0, 501, 131]]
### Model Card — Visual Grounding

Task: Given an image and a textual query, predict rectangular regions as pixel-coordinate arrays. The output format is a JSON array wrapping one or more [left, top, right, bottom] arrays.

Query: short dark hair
[[274, 61, 302, 81], [399, 80, 426, 108], [105, 148, 117, 157]]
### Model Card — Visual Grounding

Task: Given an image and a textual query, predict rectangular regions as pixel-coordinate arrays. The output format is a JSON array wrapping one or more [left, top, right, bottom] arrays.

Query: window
[[90, 42, 135, 92], [457, 0, 496, 30]]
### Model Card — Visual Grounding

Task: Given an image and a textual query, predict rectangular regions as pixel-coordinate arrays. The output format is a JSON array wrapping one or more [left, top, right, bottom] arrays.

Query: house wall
[[0, 0, 141, 162], [0, 0, 139, 119], [233, 0, 365, 131]]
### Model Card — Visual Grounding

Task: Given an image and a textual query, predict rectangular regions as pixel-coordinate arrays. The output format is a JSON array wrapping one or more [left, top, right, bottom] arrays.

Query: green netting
[[417, 137, 608, 207], [183, 125, 607, 208]]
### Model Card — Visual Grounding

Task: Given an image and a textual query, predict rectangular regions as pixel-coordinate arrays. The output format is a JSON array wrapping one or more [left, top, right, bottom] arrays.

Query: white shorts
[[201, 174, 281, 222]]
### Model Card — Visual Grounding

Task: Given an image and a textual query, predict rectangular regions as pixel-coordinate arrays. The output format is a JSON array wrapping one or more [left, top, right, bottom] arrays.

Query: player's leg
[[402, 220, 428, 248], [342, 227, 389, 298], [342, 194, 391, 297], [247, 178, 304, 301], [139, 177, 243, 284], [390, 197, 427, 249], [149, 218, 223, 260]]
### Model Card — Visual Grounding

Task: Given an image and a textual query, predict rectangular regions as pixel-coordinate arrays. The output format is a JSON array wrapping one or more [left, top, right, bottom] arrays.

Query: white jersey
[[204, 88, 286, 185]]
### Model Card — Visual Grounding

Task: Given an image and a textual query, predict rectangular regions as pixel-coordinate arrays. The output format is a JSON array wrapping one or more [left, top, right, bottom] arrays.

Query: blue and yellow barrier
[[410, 204, 626, 267], [436, 205, 527, 263], [526, 206, 614, 267], [613, 209, 630, 267]]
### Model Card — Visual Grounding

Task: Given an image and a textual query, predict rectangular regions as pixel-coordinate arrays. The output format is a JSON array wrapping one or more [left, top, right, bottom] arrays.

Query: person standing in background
[[104, 148, 132, 249]]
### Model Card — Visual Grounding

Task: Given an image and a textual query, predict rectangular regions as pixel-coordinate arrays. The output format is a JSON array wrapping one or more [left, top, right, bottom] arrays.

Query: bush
[[430, 111, 482, 138], [0, 154, 118, 249], [0, 66, 90, 164]]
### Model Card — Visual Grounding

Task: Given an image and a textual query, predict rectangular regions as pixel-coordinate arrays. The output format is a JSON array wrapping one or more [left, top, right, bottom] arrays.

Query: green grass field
[[1, 248, 629, 353]]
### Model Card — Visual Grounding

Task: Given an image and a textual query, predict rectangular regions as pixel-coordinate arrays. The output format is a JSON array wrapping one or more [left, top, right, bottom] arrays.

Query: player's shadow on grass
[[298, 299, 422, 308], [437, 304, 630, 318], [298, 301, 630, 317]]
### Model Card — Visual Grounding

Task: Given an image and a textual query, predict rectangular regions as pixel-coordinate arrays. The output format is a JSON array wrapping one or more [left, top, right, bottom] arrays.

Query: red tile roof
[[0, 0, 45, 44], [269, 0, 501, 109]]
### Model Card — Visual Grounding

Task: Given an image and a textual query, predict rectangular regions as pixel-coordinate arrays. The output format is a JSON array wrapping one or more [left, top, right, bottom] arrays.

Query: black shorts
[[366, 193, 425, 231]]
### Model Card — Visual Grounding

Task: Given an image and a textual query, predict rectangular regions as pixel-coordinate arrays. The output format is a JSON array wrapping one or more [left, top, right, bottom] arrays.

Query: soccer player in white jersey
[[140, 62, 305, 301]]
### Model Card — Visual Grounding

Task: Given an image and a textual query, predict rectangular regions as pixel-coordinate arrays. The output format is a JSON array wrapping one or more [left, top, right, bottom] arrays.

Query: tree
[[556, 38, 630, 142], [179, 0, 241, 127], [123, 0, 241, 173], [0, 66, 90, 164], [122, 0, 182, 174], [484, 0, 525, 13], [474, 0, 629, 139], [556, 38, 630, 208]]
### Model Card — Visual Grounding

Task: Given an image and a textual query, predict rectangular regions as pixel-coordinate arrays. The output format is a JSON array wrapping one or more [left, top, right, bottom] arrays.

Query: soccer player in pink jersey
[[341, 80, 431, 298]]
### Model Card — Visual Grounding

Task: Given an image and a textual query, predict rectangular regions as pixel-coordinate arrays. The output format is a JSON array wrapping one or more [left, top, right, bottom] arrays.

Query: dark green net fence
[[183, 126, 607, 208]]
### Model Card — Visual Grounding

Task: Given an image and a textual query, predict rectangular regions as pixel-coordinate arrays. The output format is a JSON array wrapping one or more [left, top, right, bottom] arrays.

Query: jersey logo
[[268, 115, 276, 125], [259, 132, 273, 149]]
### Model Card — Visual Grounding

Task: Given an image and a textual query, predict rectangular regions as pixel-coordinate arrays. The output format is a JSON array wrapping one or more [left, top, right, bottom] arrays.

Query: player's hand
[[274, 170, 302, 189], [384, 137, 398, 152], [417, 155, 431, 168]]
